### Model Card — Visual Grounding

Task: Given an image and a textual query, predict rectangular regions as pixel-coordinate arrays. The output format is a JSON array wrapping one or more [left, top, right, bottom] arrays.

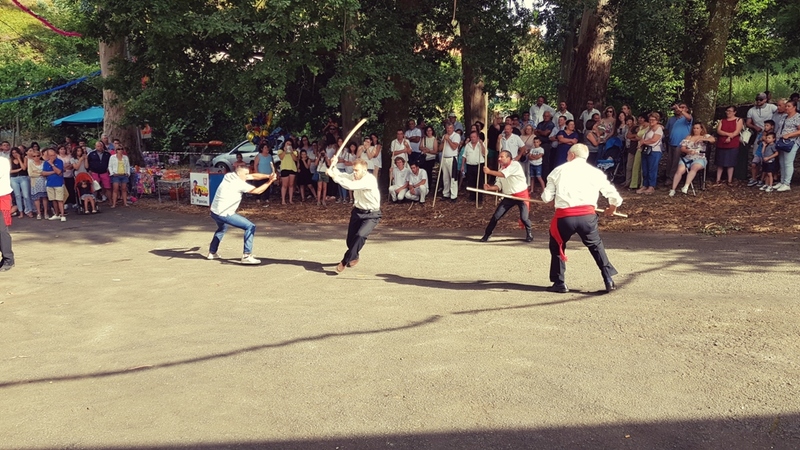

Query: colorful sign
[[190, 172, 211, 206]]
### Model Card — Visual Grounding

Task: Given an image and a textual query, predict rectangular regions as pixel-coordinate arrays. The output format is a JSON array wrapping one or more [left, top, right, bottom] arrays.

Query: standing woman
[[775, 99, 800, 191], [520, 124, 536, 188], [57, 145, 76, 208], [253, 142, 275, 205], [369, 133, 383, 185], [73, 145, 89, 175], [554, 120, 579, 167], [629, 114, 649, 190], [9, 147, 33, 218], [108, 147, 131, 207], [714, 106, 743, 185], [27, 146, 48, 219], [278, 140, 298, 204], [343, 142, 360, 203], [296, 150, 318, 202], [584, 120, 602, 166], [600, 106, 617, 141], [637, 113, 664, 194], [418, 126, 438, 184]]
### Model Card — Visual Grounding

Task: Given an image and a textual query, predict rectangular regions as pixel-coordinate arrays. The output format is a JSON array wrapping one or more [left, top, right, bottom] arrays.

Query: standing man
[[479, 150, 533, 243], [578, 100, 600, 134], [666, 103, 693, 183], [553, 101, 574, 124], [404, 119, 422, 165], [88, 141, 111, 203], [520, 112, 536, 130], [390, 129, 412, 168], [447, 112, 465, 133], [542, 144, 622, 293], [327, 155, 381, 273], [207, 166, 277, 264], [441, 123, 461, 202], [405, 161, 429, 204], [497, 124, 527, 162], [0, 141, 10, 158], [746, 93, 778, 137], [529, 96, 555, 127], [462, 130, 486, 201], [41, 149, 66, 222], [0, 152, 13, 272]]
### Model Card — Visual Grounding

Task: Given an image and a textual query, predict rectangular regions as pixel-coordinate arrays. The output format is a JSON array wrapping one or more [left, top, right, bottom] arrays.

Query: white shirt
[[408, 168, 428, 187], [542, 158, 622, 209], [553, 110, 574, 124], [390, 139, 410, 162], [404, 128, 422, 153], [499, 133, 526, 158], [210, 173, 253, 217], [0, 156, 11, 196], [579, 108, 600, 133], [495, 161, 527, 194], [391, 166, 410, 186], [463, 141, 485, 165], [747, 103, 778, 130], [529, 147, 545, 166], [529, 103, 555, 126], [330, 167, 381, 211], [360, 145, 375, 170], [421, 136, 437, 161], [442, 132, 461, 158]]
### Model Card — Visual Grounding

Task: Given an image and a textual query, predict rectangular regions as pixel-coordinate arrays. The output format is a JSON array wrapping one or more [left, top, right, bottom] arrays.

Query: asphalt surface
[[1, 207, 799, 449]]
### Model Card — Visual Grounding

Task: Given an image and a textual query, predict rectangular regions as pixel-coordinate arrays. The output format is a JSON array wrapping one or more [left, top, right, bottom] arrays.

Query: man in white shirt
[[327, 155, 381, 273], [0, 153, 13, 271], [578, 100, 600, 134], [440, 123, 461, 201], [390, 129, 411, 167], [447, 112, 465, 133], [0, 141, 10, 159], [552, 101, 574, 124], [541, 143, 622, 293], [404, 161, 429, 203], [479, 150, 533, 243], [529, 96, 555, 126], [404, 119, 422, 165], [207, 166, 277, 264], [389, 157, 410, 202], [497, 124, 527, 161], [461, 131, 486, 201], [746, 92, 778, 138]]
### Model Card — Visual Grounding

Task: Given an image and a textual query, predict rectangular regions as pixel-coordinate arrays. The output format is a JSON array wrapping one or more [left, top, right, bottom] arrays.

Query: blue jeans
[[779, 142, 799, 186], [10, 176, 33, 214], [209, 212, 256, 255], [641, 151, 662, 188]]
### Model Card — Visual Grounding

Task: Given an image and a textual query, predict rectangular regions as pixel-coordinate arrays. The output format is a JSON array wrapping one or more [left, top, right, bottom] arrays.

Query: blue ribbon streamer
[[0, 70, 101, 104]]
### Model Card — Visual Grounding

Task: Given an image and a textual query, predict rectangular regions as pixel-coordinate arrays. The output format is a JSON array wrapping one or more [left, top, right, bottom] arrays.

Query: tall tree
[[565, 0, 616, 110], [693, 0, 739, 125]]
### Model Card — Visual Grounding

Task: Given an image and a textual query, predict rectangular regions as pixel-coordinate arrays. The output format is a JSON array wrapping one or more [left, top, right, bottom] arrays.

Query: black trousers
[[549, 214, 617, 284], [0, 212, 13, 266], [465, 163, 484, 200], [484, 198, 531, 236], [343, 208, 381, 264]]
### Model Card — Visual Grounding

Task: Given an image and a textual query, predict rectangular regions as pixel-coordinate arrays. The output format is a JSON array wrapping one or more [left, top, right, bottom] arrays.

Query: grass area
[[717, 59, 800, 105]]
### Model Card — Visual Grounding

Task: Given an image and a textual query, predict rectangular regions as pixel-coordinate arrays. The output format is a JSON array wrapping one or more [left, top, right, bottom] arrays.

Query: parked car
[[210, 141, 257, 171]]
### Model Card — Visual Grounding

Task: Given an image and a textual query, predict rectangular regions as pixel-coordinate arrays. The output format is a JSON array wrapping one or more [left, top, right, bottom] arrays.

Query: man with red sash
[[479, 150, 533, 243], [542, 143, 622, 293]]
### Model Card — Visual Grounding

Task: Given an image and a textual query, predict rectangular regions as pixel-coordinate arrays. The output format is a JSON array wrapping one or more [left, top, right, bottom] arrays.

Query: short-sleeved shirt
[[210, 173, 253, 217], [404, 128, 422, 153], [391, 139, 410, 162], [408, 169, 428, 187], [762, 143, 776, 160], [644, 127, 665, 152], [747, 104, 778, 130], [529, 147, 545, 166], [43, 159, 65, 188], [391, 166, 410, 186], [495, 161, 528, 194], [498, 133, 526, 158], [668, 116, 693, 146], [783, 113, 800, 145], [441, 132, 461, 158]]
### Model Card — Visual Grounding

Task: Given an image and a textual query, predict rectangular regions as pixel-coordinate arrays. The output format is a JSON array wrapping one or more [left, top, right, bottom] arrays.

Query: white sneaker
[[680, 185, 689, 194], [759, 184, 768, 191], [47, 215, 59, 221], [207, 253, 220, 260], [765, 186, 773, 192], [241, 254, 261, 265], [668, 189, 675, 197], [776, 184, 791, 192], [60, 216, 66, 222], [773, 183, 784, 189]]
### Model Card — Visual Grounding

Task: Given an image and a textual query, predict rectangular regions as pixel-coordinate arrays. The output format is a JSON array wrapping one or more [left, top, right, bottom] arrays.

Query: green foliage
[[509, 31, 560, 107]]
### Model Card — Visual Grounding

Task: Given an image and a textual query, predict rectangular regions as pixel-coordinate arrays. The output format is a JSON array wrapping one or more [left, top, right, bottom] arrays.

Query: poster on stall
[[190, 172, 211, 206]]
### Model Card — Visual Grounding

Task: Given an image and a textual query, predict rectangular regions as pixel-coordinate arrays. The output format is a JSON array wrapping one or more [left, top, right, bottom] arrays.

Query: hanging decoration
[[0, 70, 101, 104], [11, 0, 83, 37]]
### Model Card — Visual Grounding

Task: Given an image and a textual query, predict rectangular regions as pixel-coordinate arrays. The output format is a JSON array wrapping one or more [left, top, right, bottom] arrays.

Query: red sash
[[510, 190, 530, 229], [0, 194, 11, 226], [550, 205, 596, 261]]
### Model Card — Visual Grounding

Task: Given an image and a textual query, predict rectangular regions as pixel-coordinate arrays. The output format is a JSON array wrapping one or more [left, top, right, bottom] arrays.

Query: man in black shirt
[[87, 141, 111, 203]]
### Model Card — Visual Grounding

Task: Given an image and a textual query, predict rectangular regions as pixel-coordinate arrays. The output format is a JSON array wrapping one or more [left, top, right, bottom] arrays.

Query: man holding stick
[[327, 154, 381, 273], [542, 144, 622, 293], [479, 150, 533, 243]]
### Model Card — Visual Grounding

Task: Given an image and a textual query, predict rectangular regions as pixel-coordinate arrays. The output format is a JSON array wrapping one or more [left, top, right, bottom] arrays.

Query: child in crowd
[[78, 179, 97, 213], [528, 136, 546, 193], [760, 132, 779, 192], [748, 120, 774, 187]]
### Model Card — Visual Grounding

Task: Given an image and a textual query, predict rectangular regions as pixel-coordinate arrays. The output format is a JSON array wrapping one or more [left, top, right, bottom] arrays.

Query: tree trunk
[[557, 13, 579, 104], [461, 43, 485, 130], [100, 39, 141, 165], [340, 10, 361, 139], [693, 0, 739, 126], [566, 0, 615, 112], [380, 76, 412, 190]]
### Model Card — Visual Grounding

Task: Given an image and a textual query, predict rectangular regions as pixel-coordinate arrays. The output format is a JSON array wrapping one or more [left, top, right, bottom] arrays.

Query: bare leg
[[281, 177, 289, 204], [122, 184, 128, 206], [726, 167, 734, 184], [288, 174, 296, 204], [111, 182, 119, 207], [672, 165, 686, 190], [685, 165, 702, 187]]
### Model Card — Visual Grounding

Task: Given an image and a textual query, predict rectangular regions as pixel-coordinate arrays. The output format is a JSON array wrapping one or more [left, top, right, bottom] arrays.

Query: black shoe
[[604, 279, 616, 293], [524, 231, 533, 242], [546, 283, 569, 293], [0, 261, 14, 272], [479, 235, 490, 242], [450, 198, 457, 203]]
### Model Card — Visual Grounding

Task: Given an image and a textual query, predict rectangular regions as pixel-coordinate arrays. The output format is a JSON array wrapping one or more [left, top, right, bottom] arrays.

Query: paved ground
[[1, 207, 799, 449]]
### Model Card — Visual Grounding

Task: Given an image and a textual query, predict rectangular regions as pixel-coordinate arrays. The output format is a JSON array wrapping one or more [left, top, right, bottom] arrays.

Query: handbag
[[776, 138, 795, 153], [92, 179, 102, 192], [642, 145, 653, 156], [740, 128, 753, 144]]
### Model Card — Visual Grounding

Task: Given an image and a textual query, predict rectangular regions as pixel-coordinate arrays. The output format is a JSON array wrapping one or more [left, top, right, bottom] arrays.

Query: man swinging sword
[[479, 150, 533, 243]]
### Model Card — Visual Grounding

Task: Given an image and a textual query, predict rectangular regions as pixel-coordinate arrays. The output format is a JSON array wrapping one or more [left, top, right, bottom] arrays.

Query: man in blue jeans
[[207, 166, 277, 264]]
